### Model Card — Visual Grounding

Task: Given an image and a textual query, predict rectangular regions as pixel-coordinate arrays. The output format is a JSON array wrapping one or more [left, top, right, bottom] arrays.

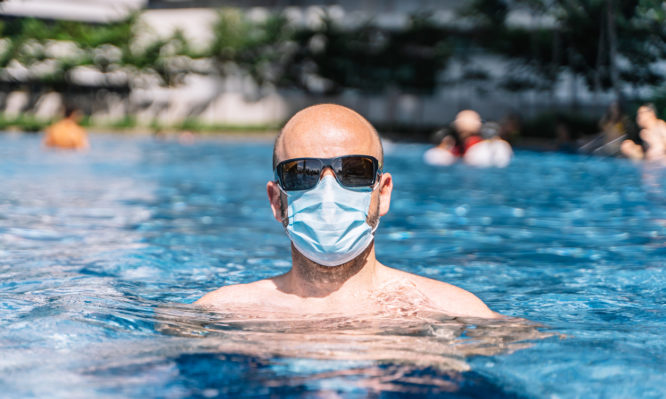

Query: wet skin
[[621, 106, 666, 161], [196, 104, 498, 319], [43, 114, 89, 150]]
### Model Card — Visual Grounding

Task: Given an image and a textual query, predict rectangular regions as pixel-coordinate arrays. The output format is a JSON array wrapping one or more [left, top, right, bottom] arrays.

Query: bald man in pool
[[196, 104, 498, 319]]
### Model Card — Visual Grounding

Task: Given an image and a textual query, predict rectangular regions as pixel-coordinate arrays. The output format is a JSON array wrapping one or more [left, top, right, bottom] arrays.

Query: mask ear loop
[[374, 172, 382, 189], [368, 171, 383, 194]]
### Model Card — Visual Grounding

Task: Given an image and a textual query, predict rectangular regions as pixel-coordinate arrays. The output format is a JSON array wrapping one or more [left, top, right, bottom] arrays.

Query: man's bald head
[[273, 104, 383, 169], [454, 109, 482, 138]]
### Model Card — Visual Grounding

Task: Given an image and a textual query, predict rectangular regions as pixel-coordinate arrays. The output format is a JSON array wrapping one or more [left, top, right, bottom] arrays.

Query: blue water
[[1, 132, 665, 398]]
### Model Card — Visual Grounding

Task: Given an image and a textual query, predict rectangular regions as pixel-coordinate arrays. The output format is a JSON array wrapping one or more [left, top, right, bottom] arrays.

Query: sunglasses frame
[[274, 154, 382, 192]]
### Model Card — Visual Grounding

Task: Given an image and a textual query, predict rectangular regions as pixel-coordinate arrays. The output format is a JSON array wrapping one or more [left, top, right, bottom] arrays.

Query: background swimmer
[[621, 103, 666, 161], [464, 121, 513, 168], [43, 106, 89, 150], [424, 128, 459, 166], [424, 111, 513, 168]]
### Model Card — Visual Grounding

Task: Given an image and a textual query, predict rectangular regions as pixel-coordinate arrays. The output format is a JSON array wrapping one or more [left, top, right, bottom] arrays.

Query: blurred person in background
[[424, 110, 513, 168], [464, 121, 513, 168], [580, 100, 631, 156], [621, 103, 666, 161], [597, 100, 630, 155], [423, 128, 460, 166], [455, 109, 484, 155], [455, 110, 513, 168], [422, 109, 480, 167], [43, 106, 89, 150]]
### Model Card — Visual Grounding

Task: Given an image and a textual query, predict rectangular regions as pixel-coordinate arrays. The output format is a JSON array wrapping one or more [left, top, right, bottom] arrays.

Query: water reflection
[[156, 303, 551, 377], [5, 135, 661, 397]]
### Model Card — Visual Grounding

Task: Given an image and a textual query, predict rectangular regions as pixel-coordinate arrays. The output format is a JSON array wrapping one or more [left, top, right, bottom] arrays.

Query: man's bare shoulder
[[194, 279, 278, 309], [379, 265, 499, 318]]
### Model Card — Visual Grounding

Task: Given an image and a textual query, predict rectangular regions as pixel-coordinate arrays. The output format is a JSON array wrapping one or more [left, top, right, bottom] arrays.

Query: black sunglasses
[[274, 155, 382, 191]]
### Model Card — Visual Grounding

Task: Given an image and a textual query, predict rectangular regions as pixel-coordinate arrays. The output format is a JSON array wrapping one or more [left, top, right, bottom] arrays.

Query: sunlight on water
[[0, 134, 665, 398]]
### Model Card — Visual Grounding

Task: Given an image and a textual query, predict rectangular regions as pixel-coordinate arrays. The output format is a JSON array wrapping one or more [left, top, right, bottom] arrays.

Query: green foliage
[[177, 117, 279, 132], [0, 14, 193, 87], [0, 17, 126, 85], [52, 18, 133, 48], [0, 2, 664, 99], [0, 113, 50, 132], [209, 10, 249, 61], [457, 0, 509, 27], [463, 0, 666, 92], [284, 13, 452, 94], [107, 115, 137, 129], [209, 10, 294, 85], [179, 117, 203, 131]]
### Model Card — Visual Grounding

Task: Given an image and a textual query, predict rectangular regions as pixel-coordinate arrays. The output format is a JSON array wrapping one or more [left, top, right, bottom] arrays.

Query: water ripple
[[0, 134, 665, 398]]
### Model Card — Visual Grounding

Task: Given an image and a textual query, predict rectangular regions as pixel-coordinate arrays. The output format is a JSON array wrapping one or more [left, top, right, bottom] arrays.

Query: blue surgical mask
[[283, 175, 378, 266]]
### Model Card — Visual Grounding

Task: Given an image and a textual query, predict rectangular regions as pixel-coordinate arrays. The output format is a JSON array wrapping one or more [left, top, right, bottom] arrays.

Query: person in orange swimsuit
[[43, 107, 89, 150]]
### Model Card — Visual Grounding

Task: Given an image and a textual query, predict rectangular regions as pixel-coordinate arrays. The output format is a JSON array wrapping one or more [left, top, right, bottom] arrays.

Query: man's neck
[[284, 243, 378, 298]]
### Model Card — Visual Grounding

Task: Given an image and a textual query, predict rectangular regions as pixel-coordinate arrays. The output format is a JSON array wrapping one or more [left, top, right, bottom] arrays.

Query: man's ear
[[267, 180, 285, 223], [378, 172, 392, 217]]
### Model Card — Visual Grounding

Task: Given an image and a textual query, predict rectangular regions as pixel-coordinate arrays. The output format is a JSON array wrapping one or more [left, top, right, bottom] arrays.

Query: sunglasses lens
[[336, 156, 377, 187], [280, 159, 322, 190], [277, 156, 379, 191]]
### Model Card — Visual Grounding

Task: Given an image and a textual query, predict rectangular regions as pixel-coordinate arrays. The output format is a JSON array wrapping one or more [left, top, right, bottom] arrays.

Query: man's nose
[[321, 166, 336, 179]]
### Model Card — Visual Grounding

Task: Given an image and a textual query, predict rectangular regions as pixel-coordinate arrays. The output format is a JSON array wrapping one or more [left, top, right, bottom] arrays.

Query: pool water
[[1, 133, 664, 398]]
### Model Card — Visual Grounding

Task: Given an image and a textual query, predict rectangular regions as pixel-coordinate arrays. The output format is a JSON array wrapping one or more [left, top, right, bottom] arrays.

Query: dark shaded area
[[459, 0, 666, 93], [283, 13, 451, 95], [167, 353, 526, 399]]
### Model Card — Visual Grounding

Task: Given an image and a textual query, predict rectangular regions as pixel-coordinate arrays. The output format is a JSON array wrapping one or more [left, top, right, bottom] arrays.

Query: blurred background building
[[0, 0, 664, 137]]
